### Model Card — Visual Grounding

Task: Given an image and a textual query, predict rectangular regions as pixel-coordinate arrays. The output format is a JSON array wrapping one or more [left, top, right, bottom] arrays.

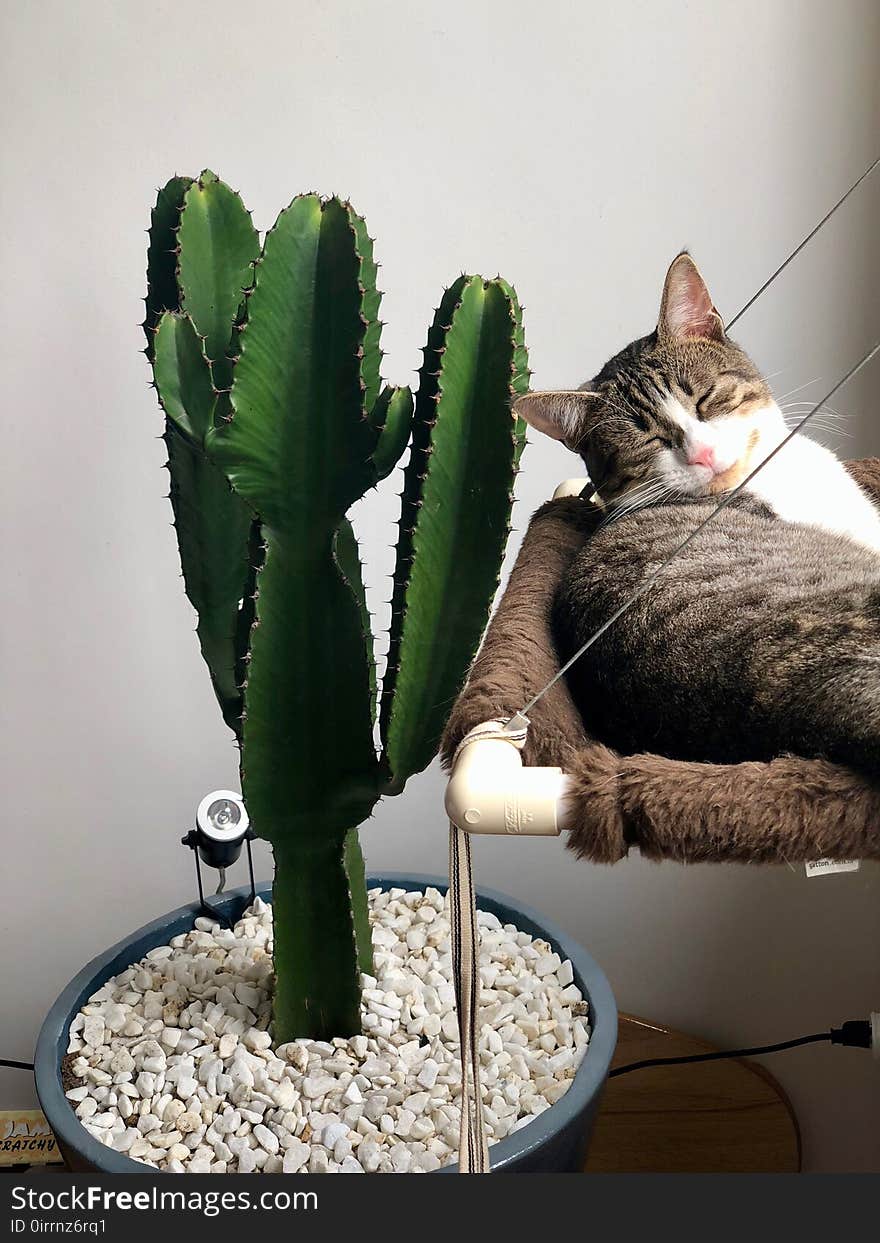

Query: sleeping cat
[[515, 253, 880, 777]]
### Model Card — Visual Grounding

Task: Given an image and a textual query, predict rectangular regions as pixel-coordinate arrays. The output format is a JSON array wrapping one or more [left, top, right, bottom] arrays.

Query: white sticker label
[[805, 858, 861, 877]]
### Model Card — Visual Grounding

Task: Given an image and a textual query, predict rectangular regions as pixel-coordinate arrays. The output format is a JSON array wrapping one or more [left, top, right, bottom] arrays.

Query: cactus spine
[[146, 173, 528, 1042]]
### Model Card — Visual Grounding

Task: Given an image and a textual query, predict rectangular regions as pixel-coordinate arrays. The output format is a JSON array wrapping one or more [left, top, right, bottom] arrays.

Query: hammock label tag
[[805, 858, 860, 877]]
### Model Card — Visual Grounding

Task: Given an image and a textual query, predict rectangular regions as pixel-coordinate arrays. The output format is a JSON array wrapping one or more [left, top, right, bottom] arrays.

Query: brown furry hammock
[[441, 458, 880, 865]]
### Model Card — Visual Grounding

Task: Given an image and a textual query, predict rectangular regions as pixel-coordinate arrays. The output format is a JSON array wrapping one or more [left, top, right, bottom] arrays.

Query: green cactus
[[146, 172, 528, 1042]]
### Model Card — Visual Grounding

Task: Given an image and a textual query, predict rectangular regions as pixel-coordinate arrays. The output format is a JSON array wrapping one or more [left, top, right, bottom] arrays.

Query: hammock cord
[[725, 156, 878, 331]]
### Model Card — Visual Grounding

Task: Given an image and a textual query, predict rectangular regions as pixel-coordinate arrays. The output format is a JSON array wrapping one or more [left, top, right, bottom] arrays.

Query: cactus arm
[[152, 310, 253, 735], [209, 195, 379, 528], [164, 426, 254, 732], [350, 210, 382, 417], [379, 276, 524, 788], [496, 277, 531, 464], [378, 279, 466, 749], [147, 175, 262, 740], [207, 196, 380, 835], [371, 385, 414, 481], [144, 176, 191, 357], [176, 171, 260, 393], [152, 311, 216, 443]]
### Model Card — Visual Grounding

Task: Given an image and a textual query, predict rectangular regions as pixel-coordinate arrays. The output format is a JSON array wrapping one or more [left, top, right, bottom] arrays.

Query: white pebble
[[103, 1004, 128, 1034], [302, 1074, 336, 1100], [82, 1015, 105, 1048], [176, 1075, 198, 1100], [342, 1081, 363, 1106], [237, 1146, 257, 1174], [417, 1059, 439, 1089], [282, 1140, 310, 1172], [218, 1033, 238, 1059], [253, 1124, 279, 1155]]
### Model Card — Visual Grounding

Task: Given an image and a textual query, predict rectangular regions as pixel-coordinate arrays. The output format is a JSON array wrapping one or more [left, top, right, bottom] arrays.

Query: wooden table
[[585, 1014, 801, 1172]]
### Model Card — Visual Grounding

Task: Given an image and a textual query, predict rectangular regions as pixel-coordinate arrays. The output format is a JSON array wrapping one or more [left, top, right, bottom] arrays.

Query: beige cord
[[448, 720, 528, 1172]]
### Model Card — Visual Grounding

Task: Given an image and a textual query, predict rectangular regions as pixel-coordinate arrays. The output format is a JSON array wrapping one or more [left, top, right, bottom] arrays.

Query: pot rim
[[35, 871, 617, 1173]]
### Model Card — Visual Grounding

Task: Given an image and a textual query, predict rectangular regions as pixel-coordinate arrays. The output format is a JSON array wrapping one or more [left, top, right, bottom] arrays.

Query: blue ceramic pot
[[35, 872, 616, 1173]]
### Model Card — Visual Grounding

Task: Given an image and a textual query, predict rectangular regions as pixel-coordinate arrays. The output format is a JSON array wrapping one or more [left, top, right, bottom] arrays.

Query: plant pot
[[36, 872, 617, 1173]]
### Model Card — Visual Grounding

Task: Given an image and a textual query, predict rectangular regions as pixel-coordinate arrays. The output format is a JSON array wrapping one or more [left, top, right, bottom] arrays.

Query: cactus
[[146, 172, 528, 1042]]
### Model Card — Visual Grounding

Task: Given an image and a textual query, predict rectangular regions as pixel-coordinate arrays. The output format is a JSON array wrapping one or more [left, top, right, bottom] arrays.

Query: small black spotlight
[[181, 789, 256, 925]]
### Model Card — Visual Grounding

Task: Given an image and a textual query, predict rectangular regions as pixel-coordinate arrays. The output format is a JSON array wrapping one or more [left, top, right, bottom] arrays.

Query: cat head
[[516, 254, 780, 507]]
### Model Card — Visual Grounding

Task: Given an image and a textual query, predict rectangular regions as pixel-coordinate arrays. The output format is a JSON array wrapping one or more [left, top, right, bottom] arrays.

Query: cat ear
[[658, 252, 725, 342], [514, 391, 597, 445]]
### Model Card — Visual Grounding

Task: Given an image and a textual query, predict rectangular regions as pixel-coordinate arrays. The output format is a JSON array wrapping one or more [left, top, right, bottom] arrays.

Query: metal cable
[[726, 156, 878, 331]]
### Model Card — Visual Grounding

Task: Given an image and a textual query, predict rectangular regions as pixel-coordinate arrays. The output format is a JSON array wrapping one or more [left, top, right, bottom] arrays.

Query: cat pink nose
[[687, 444, 716, 470]]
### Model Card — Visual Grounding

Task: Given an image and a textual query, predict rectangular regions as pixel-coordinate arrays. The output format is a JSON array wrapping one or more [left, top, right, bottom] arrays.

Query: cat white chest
[[746, 434, 880, 553]]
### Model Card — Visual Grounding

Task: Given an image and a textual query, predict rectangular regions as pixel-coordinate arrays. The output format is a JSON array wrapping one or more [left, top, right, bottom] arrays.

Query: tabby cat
[[515, 254, 880, 777]]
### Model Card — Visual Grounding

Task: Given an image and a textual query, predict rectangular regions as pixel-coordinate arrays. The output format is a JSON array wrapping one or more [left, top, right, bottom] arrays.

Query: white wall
[[3, 0, 878, 1172]]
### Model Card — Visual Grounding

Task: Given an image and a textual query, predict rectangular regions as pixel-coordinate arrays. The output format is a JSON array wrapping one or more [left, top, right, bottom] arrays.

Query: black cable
[[0, 1058, 35, 1071], [610, 1021, 873, 1078]]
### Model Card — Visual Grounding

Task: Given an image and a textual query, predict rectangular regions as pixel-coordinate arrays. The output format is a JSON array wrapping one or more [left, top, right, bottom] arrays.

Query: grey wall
[[3, 0, 878, 1171]]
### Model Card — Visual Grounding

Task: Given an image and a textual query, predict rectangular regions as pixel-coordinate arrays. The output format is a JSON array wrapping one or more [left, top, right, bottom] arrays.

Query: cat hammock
[[443, 460, 880, 1175], [443, 456, 880, 865], [444, 461, 880, 1174], [443, 162, 880, 1171]]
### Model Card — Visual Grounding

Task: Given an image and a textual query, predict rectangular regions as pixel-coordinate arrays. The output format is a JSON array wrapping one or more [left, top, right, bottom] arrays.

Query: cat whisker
[[782, 404, 849, 431], [603, 493, 659, 524], [773, 376, 822, 403], [784, 423, 851, 439], [806, 424, 853, 439], [577, 391, 651, 437], [573, 413, 630, 447], [789, 416, 853, 440], [602, 479, 677, 527], [615, 478, 669, 505], [759, 367, 787, 384], [782, 400, 846, 418], [599, 394, 643, 421]]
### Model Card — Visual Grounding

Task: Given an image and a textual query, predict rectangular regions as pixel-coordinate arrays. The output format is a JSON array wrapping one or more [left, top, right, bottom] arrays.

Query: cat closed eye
[[695, 390, 715, 417], [703, 399, 744, 421]]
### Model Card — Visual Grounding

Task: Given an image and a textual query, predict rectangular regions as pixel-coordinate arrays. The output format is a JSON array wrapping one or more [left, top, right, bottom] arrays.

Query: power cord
[[610, 1017, 878, 1078], [0, 1058, 34, 1071]]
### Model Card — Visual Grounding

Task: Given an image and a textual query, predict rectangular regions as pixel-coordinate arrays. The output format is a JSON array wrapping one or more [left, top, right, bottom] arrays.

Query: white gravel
[[65, 887, 590, 1173]]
